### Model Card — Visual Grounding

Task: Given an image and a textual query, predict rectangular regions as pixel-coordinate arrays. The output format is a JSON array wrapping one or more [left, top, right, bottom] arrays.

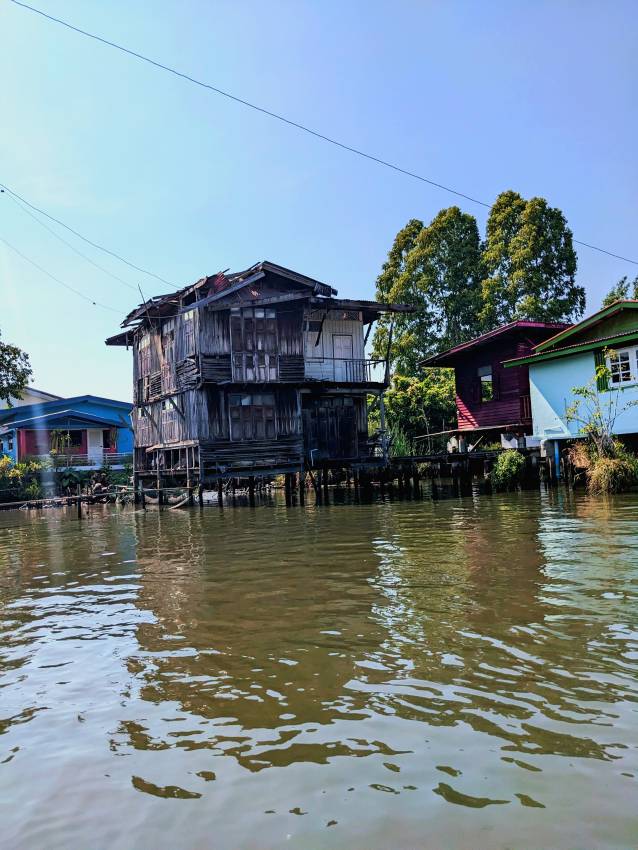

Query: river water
[[0, 491, 636, 850]]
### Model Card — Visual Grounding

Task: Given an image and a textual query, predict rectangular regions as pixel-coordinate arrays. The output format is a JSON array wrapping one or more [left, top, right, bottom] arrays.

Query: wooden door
[[332, 334, 353, 381], [303, 397, 357, 459]]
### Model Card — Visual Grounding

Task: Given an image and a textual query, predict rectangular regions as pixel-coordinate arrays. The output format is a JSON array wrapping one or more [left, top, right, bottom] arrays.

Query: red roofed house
[[421, 321, 568, 449]]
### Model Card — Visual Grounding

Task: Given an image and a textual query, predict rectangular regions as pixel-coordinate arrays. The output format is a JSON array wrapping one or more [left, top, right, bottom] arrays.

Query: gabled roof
[[117, 260, 339, 329], [0, 409, 128, 432], [534, 300, 638, 352], [503, 301, 638, 368], [420, 321, 568, 367], [105, 260, 413, 344], [0, 395, 132, 425]]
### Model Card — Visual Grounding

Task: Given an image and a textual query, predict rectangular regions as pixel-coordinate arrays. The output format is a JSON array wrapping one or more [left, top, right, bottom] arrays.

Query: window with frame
[[182, 310, 195, 355], [477, 365, 494, 402], [228, 392, 276, 440], [138, 333, 152, 376], [607, 346, 638, 386], [162, 319, 176, 363]]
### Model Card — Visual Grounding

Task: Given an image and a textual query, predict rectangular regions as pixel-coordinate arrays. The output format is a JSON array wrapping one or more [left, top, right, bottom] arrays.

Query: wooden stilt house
[[106, 261, 410, 488]]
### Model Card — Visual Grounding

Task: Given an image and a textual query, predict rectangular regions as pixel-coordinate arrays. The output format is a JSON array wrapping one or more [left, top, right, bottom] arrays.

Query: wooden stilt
[[284, 473, 292, 506], [298, 471, 305, 506], [248, 476, 255, 507], [217, 478, 224, 508], [198, 483, 204, 508]]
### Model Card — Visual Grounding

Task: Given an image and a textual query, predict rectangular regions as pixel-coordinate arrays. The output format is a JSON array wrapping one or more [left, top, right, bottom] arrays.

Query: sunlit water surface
[[0, 491, 637, 850]]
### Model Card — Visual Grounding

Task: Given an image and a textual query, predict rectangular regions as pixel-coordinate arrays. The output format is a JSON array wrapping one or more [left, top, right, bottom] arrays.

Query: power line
[[0, 181, 176, 287], [0, 234, 122, 313], [9, 0, 638, 267], [4, 191, 139, 292]]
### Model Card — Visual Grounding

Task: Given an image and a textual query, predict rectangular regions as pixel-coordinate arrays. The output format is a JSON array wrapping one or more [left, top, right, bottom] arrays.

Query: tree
[[372, 207, 482, 375], [480, 191, 585, 328], [602, 275, 638, 308], [0, 331, 31, 407], [371, 218, 423, 375], [379, 369, 456, 453]]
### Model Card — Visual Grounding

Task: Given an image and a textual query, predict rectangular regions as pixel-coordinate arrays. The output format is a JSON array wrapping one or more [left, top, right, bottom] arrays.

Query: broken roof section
[[106, 259, 412, 345]]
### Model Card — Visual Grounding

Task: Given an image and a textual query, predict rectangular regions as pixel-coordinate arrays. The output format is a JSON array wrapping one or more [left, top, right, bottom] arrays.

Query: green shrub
[[388, 425, 413, 457], [491, 450, 526, 490], [23, 480, 43, 500]]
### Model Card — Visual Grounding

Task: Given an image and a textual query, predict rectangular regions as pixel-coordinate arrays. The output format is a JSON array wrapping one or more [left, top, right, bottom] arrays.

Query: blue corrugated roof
[[0, 394, 131, 425]]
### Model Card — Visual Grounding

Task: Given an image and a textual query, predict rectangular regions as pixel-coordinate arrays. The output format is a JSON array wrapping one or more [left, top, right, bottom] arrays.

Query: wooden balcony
[[304, 357, 386, 384]]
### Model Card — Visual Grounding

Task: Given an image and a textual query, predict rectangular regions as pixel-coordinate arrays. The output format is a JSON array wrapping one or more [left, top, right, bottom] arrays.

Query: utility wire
[[0, 234, 122, 313], [0, 181, 176, 287], [9, 0, 638, 267], [4, 191, 139, 292]]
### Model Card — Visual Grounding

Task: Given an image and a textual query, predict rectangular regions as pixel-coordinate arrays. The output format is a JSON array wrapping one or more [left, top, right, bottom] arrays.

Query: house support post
[[412, 465, 420, 498], [186, 449, 194, 506], [378, 390, 388, 465], [298, 470, 305, 506], [248, 476, 255, 507], [217, 478, 224, 508], [284, 473, 292, 506]]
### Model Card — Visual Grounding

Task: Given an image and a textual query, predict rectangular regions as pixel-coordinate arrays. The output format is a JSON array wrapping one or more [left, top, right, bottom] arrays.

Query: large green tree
[[372, 207, 482, 375], [480, 190, 585, 327], [602, 275, 638, 307], [0, 331, 31, 407]]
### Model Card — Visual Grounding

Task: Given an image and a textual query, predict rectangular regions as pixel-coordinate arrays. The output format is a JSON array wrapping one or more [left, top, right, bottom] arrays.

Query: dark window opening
[[478, 365, 494, 402]]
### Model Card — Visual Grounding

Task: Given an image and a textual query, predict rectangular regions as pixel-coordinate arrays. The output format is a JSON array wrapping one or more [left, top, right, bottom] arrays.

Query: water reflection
[[0, 493, 636, 850]]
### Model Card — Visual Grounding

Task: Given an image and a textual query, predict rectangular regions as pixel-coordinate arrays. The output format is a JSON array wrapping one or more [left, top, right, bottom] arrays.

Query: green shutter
[[594, 349, 608, 392]]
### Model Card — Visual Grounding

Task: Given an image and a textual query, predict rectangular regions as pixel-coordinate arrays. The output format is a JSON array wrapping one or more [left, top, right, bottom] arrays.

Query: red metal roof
[[421, 321, 568, 367]]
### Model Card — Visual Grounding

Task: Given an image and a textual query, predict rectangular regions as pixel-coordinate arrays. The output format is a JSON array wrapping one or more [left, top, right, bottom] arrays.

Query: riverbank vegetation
[[0, 454, 131, 504], [566, 357, 638, 494]]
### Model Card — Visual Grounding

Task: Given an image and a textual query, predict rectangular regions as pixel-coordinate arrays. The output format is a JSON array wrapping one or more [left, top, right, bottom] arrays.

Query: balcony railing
[[304, 357, 387, 383], [31, 452, 133, 468]]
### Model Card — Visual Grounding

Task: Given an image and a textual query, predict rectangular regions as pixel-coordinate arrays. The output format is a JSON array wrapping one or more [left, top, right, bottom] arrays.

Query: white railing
[[304, 357, 386, 383], [31, 452, 133, 468]]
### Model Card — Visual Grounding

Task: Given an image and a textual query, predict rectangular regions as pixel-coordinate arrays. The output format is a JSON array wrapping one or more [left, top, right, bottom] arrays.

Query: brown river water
[[0, 490, 637, 850]]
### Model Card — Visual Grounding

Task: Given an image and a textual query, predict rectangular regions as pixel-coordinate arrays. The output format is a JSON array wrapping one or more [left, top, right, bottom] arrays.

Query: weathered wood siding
[[455, 340, 531, 431]]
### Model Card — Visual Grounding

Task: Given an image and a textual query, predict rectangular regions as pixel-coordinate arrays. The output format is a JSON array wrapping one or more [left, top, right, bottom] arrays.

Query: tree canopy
[[371, 207, 482, 374], [0, 332, 32, 407], [602, 275, 638, 308], [480, 191, 584, 327]]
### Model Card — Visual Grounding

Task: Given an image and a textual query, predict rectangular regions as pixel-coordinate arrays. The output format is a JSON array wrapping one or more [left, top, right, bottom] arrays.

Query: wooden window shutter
[[594, 349, 608, 392]]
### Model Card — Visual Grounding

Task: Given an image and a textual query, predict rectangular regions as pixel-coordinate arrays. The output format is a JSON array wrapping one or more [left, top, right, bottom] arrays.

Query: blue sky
[[2, 0, 637, 401]]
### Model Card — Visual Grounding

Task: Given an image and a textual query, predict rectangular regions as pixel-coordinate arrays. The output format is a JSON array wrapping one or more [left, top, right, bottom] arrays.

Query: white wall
[[304, 318, 365, 380], [0, 388, 61, 410], [529, 351, 638, 439]]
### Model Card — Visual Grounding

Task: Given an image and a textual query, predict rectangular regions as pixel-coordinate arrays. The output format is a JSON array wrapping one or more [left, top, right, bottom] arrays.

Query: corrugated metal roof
[[421, 321, 568, 366]]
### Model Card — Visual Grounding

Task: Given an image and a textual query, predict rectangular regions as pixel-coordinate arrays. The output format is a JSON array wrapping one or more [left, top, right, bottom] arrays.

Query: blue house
[[504, 301, 638, 451], [0, 395, 133, 468]]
